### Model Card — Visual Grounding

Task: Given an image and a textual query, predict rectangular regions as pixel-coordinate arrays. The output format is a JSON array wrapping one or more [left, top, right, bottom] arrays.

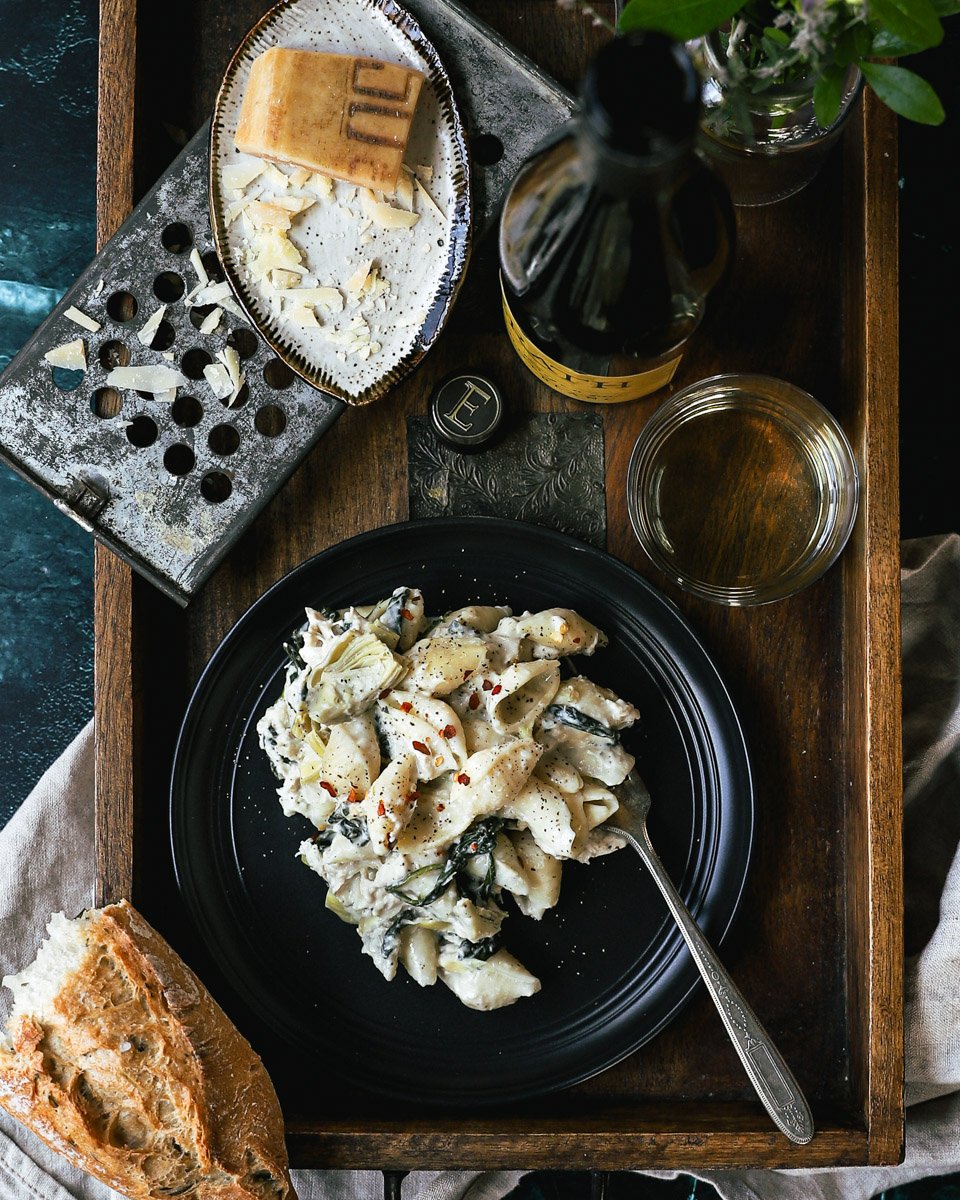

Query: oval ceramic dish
[[170, 518, 754, 1106], [210, 0, 471, 405]]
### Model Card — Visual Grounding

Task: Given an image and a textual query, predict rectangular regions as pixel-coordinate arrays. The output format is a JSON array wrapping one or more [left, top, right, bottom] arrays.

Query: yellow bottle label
[[501, 281, 682, 404]]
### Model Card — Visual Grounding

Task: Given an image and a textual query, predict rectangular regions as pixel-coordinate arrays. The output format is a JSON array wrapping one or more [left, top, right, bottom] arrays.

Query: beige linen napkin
[[2, 535, 959, 1200]]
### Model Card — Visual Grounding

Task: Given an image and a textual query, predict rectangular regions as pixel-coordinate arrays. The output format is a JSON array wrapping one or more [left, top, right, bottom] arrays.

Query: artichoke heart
[[307, 632, 407, 724]]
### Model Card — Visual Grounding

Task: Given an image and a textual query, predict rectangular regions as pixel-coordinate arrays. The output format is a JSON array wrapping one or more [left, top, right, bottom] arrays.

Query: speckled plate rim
[[209, 0, 472, 407]]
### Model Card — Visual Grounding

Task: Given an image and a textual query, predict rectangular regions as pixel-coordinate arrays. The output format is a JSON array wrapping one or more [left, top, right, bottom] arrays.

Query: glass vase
[[691, 34, 862, 207]]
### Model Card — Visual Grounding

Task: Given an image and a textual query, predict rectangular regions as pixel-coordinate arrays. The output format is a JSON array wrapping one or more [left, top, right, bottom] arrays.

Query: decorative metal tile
[[408, 413, 606, 548]]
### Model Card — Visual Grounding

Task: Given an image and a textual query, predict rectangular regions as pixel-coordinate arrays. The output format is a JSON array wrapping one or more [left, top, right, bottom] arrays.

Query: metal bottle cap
[[429, 372, 504, 452]]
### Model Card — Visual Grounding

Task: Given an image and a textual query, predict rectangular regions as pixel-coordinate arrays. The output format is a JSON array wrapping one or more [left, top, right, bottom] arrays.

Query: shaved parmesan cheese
[[189, 280, 231, 306], [217, 346, 245, 405], [346, 260, 374, 294], [269, 195, 315, 215], [288, 304, 320, 328], [162, 351, 175, 361], [270, 269, 301, 289], [247, 200, 294, 231], [106, 365, 188, 392], [250, 228, 304, 281], [222, 160, 265, 191], [289, 167, 311, 188], [360, 188, 419, 230], [395, 170, 415, 211], [137, 304, 167, 346], [44, 339, 86, 371], [93, 278, 105, 297], [309, 173, 334, 198], [415, 165, 434, 184], [287, 287, 343, 312], [225, 199, 247, 226], [190, 248, 209, 288], [414, 177, 446, 223], [157, 388, 177, 405], [203, 362, 233, 401], [263, 164, 290, 191], [64, 305, 100, 332], [199, 307, 223, 335]]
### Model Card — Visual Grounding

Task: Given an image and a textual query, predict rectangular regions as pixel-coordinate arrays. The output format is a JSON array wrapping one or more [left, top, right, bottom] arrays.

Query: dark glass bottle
[[499, 32, 735, 404]]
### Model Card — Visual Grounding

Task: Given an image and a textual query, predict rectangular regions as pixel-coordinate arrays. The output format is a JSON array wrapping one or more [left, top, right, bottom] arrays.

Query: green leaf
[[860, 61, 946, 123], [867, 0, 944, 50], [870, 28, 927, 54], [836, 23, 874, 64], [618, 0, 743, 40], [930, 0, 960, 15], [814, 65, 847, 128]]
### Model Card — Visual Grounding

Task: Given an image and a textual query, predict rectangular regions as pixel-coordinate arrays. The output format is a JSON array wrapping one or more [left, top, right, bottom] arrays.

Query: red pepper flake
[[491, 684, 503, 696], [456, 773, 470, 786], [377, 799, 386, 817], [573, 636, 582, 644], [412, 739, 429, 753], [481, 678, 493, 691], [346, 787, 360, 804], [400, 700, 413, 713], [400, 608, 414, 620], [468, 692, 480, 710], [436, 803, 446, 812], [469, 842, 479, 853], [439, 724, 457, 739], [319, 781, 337, 797], [463, 668, 473, 679], [379, 689, 392, 700], [406, 790, 420, 804]]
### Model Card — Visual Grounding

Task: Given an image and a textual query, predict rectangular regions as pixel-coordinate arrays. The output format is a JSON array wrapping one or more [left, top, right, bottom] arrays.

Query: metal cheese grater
[[0, 0, 574, 605]]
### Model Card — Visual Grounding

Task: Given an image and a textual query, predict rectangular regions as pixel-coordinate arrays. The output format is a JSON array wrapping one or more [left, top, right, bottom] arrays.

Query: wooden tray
[[94, 0, 903, 1170]]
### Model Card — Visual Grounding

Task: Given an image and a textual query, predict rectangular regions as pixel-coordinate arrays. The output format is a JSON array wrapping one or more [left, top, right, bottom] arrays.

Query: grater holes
[[223, 382, 249, 409], [208, 424, 240, 456], [98, 340, 130, 370], [91, 387, 122, 418], [161, 223, 192, 254], [50, 367, 84, 392], [107, 291, 138, 322], [227, 328, 258, 359], [146, 319, 176, 352], [471, 134, 504, 166], [263, 358, 294, 389], [126, 415, 158, 448], [164, 444, 195, 476], [189, 305, 219, 331], [255, 405, 286, 437], [181, 348, 212, 380], [154, 272, 186, 303], [171, 394, 203, 428], [200, 472, 233, 504], [200, 251, 224, 282]]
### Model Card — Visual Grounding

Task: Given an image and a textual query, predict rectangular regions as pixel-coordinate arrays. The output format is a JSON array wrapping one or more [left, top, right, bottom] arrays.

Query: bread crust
[[0, 901, 295, 1199]]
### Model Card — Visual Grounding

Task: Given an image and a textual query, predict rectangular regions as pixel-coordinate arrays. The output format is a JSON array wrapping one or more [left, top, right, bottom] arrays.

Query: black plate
[[171, 518, 753, 1106]]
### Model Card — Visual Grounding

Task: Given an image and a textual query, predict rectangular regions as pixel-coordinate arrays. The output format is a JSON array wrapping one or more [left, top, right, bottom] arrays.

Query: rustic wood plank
[[93, 0, 904, 1168], [94, 0, 139, 905]]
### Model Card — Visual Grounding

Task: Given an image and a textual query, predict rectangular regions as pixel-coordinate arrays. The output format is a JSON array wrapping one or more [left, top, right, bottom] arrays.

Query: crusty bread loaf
[[0, 901, 295, 1199]]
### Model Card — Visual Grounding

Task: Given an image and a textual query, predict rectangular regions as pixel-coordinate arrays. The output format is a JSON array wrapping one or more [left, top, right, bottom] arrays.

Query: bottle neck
[[574, 118, 695, 198]]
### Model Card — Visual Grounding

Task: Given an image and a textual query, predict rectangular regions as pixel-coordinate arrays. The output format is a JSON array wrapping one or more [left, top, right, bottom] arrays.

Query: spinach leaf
[[387, 818, 505, 907], [320, 802, 370, 846], [454, 934, 502, 962], [543, 704, 618, 743], [283, 628, 307, 672]]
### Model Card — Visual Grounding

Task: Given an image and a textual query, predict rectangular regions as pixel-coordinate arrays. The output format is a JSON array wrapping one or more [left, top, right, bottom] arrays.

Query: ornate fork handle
[[613, 824, 815, 1145]]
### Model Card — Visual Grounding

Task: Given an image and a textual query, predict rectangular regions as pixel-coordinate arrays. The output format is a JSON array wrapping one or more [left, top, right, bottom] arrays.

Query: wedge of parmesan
[[44, 339, 86, 371], [64, 305, 100, 333], [105, 365, 188, 393], [137, 304, 167, 346], [234, 48, 424, 194], [360, 189, 419, 230]]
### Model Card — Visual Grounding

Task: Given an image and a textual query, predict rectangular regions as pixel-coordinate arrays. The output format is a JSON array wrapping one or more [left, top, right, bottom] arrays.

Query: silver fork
[[609, 770, 815, 1145]]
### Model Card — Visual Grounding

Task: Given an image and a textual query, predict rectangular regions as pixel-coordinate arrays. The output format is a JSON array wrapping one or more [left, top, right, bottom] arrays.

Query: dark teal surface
[[0, 0, 97, 826]]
